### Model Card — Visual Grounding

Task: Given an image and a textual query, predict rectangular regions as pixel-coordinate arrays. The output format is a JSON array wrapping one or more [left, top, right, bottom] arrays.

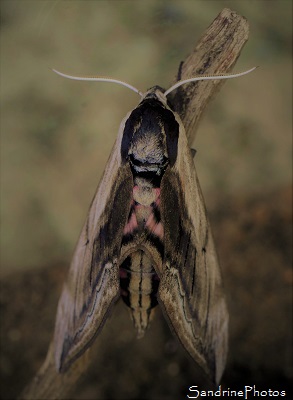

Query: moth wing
[[54, 120, 133, 372], [159, 120, 228, 384]]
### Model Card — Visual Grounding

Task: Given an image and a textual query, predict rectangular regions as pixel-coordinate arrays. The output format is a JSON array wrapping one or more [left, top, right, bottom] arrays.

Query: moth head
[[141, 86, 167, 104], [52, 67, 258, 99]]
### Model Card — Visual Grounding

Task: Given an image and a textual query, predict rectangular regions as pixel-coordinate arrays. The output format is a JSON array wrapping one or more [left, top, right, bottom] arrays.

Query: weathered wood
[[19, 8, 249, 400], [20, 342, 90, 399], [169, 8, 250, 143]]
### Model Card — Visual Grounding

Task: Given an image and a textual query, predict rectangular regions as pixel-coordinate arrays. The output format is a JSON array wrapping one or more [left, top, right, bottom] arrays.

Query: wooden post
[[169, 8, 250, 143], [19, 8, 250, 399]]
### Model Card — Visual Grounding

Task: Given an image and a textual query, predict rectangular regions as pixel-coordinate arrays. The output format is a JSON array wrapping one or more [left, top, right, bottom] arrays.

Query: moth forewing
[[54, 113, 134, 371], [158, 107, 228, 383]]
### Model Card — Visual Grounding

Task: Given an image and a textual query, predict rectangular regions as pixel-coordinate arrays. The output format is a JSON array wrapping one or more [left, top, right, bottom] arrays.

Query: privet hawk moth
[[52, 67, 256, 384]]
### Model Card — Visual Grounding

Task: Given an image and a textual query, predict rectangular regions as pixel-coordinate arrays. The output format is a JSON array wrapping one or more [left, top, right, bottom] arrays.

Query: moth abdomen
[[119, 251, 159, 337]]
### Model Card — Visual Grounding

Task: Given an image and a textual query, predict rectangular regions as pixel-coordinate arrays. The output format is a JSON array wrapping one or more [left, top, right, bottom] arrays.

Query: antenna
[[164, 67, 258, 96], [52, 69, 143, 97], [52, 66, 257, 98]]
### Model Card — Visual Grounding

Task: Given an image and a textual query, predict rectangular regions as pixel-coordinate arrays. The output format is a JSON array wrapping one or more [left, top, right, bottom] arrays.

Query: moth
[[52, 67, 256, 384]]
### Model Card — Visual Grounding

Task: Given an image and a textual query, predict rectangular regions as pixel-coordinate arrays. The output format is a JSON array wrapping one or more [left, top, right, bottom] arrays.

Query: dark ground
[[0, 185, 292, 400]]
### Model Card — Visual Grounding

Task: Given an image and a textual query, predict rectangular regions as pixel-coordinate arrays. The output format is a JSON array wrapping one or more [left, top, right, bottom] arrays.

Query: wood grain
[[169, 8, 250, 143]]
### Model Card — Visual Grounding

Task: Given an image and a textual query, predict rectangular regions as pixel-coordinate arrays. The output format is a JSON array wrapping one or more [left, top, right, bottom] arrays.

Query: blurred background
[[0, 1, 292, 399]]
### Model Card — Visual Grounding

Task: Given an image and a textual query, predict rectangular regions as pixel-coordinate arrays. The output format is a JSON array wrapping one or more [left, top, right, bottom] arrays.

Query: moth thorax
[[129, 131, 168, 176], [131, 130, 166, 162]]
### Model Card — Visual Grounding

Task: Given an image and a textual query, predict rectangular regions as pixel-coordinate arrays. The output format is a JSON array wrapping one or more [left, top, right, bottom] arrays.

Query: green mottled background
[[0, 1, 292, 399], [1, 0, 291, 275]]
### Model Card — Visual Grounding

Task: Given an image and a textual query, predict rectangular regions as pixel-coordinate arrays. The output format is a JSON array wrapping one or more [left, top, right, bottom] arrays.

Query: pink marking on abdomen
[[123, 186, 164, 237], [146, 213, 164, 239], [123, 209, 138, 235]]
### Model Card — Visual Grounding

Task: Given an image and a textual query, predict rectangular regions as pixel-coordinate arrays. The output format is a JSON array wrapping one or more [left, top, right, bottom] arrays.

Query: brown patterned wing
[[159, 125, 228, 384], [53, 141, 133, 372]]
